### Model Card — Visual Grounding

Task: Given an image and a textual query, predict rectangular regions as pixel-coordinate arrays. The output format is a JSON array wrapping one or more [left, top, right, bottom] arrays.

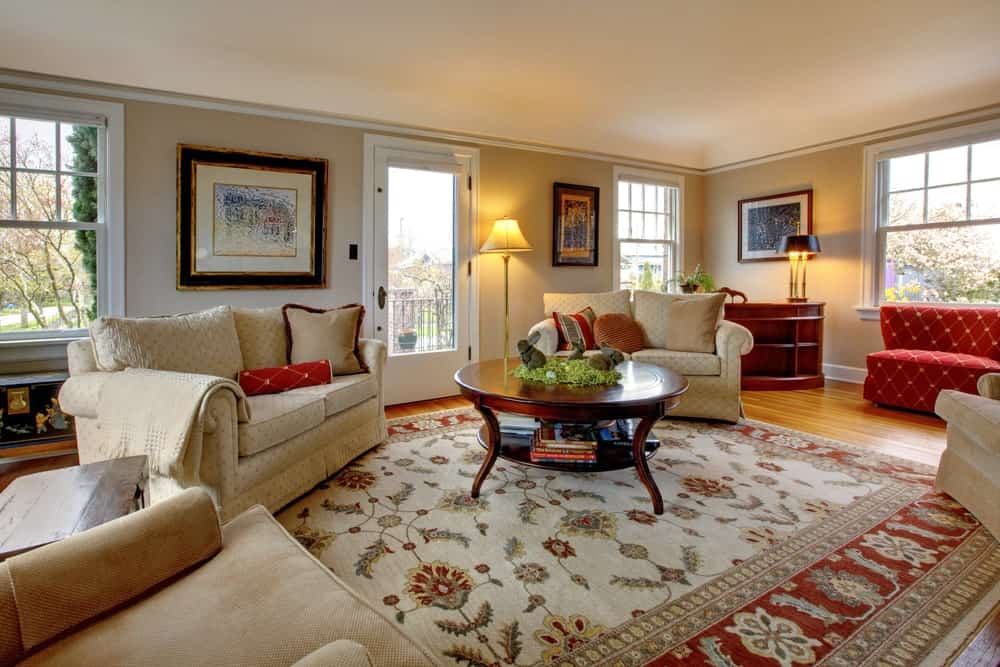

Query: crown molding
[[0, 69, 702, 175], [2, 69, 998, 176], [703, 103, 1000, 174]]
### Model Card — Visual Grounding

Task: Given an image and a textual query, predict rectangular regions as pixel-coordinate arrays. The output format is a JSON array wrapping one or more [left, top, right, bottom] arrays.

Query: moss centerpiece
[[513, 358, 621, 386]]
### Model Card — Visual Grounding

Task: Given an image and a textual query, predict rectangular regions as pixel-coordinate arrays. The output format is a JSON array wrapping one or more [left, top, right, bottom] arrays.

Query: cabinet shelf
[[724, 302, 824, 391]]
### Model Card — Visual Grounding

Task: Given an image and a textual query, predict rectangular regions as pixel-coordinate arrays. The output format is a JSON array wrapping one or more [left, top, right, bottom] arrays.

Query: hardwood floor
[[2, 381, 993, 663]]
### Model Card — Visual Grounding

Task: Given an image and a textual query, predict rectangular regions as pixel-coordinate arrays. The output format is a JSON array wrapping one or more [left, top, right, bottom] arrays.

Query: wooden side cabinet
[[0, 372, 75, 449], [723, 302, 825, 390]]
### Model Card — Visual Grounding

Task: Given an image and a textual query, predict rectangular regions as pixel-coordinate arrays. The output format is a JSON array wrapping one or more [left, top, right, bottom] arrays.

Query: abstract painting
[[177, 144, 328, 289], [213, 184, 298, 257], [553, 182, 599, 266], [738, 189, 813, 262]]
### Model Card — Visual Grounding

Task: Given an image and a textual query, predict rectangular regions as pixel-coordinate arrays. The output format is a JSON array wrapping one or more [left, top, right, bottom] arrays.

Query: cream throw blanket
[[96, 368, 250, 485]]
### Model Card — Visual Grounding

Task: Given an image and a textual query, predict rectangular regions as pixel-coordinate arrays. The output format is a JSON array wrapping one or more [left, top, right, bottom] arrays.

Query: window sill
[[855, 306, 880, 321], [0, 335, 86, 348]]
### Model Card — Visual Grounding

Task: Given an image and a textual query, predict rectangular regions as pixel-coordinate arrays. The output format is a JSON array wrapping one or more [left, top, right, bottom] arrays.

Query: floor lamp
[[480, 218, 533, 365]]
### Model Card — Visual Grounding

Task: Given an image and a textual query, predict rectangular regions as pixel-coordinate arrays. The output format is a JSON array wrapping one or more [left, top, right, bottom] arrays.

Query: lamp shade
[[777, 234, 821, 255], [481, 218, 532, 254]]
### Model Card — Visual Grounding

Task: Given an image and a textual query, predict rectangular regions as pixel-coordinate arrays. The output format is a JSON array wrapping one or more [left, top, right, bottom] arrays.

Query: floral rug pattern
[[277, 410, 1000, 666]]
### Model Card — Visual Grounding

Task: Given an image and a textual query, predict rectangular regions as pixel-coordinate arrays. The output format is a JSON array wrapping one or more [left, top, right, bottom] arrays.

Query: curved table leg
[[471, 404, 501, 498], [632, 415, 664, 514]]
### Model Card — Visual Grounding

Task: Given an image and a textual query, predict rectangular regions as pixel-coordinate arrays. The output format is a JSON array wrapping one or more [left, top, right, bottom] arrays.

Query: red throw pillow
[[593, 313, 645, 353], [553, 307, 597, 350], [238, 360, 332, 396]]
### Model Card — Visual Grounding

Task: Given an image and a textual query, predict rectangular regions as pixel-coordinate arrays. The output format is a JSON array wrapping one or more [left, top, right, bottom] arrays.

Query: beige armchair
[[934, 373, 1000, 538], [0, 489, 435, 666]]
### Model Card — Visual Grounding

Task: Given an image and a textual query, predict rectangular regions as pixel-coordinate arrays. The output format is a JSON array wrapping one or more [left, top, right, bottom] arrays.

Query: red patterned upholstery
[[238, 360, 332, 396], [864, 305, 1000, 413]]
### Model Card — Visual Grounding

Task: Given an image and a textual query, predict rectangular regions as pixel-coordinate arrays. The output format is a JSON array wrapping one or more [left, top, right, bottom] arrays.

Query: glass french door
[[369, 140, 475, 405]]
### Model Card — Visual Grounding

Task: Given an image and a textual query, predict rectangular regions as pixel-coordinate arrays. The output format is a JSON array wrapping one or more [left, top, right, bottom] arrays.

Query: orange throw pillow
[[593, 313, 645, 353]]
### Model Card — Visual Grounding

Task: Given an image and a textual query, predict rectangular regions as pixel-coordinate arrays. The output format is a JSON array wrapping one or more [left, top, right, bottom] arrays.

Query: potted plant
[[669, 264, 716, 293], [397, 328, 418, 351]]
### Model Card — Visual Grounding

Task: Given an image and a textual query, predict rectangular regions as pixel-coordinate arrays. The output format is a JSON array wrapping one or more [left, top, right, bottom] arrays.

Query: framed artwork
[[737, 189, 813, 263], [552, 182, 599, 266], [177, 144, 329, 289]]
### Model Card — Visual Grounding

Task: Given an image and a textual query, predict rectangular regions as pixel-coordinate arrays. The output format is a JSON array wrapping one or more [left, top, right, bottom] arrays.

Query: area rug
[[276, 410, 1000, 666]]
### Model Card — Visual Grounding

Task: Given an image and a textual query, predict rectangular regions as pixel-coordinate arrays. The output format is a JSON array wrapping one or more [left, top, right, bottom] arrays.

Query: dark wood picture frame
[[552, 182, 599, 266], [177, 144, 329, 289], [737, 189, 812, 263]]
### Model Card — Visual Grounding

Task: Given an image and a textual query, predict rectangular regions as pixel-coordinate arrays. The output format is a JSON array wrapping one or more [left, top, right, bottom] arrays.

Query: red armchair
[[864, 304, 1000, 413]]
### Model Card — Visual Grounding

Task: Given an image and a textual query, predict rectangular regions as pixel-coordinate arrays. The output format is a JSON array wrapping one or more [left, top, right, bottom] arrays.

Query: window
[[0, 89, 123, 340], [613, 168, 682, 293], [862, 121, 1000, 311]]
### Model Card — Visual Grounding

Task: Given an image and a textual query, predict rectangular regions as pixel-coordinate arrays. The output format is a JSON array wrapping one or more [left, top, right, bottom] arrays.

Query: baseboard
[[823, 363, 867, 385]]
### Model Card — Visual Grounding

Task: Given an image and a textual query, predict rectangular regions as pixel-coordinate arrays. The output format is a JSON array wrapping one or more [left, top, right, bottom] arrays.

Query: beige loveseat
[[935, 373, 1000, 538], [0, 488, 435, 666], [59, 306, 386, 521], [529, 290, 754, 422]]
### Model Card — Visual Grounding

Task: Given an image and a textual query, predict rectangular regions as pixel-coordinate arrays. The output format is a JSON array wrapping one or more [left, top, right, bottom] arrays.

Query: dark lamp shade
[[778, 234, 821, 255]]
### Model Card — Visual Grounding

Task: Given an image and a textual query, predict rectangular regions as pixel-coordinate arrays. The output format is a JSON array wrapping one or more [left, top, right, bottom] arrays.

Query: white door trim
[[361, 133, 480, 365]]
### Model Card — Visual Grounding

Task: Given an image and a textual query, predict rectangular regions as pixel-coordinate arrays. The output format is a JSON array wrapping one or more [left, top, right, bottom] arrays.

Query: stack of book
[[530, 423, 598, 464], [498, 414, 540, 441]]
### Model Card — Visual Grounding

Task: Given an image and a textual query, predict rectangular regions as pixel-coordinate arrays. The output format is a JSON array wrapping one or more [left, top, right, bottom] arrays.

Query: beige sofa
[[529, 290, 754, 422], [934, 373, 1000, 538], [59, 306, 387, 521], [0, 488, 435, 666]]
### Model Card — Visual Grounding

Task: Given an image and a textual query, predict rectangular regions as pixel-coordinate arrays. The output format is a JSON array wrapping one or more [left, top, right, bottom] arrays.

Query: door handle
[[378, 286, 387, 310]]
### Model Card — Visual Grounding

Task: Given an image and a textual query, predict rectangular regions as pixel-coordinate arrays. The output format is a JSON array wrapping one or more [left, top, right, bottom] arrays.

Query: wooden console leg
[[471, 404, 501, 498], [631, 415, 664, 514]]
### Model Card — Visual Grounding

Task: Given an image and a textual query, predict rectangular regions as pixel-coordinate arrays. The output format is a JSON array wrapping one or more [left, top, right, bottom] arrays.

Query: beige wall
[[703, 144, 881, 370], [4, 85, 704, 372]]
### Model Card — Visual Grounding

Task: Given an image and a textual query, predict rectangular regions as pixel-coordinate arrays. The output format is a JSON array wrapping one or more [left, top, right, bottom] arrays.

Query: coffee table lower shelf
[[475, 424, 660, 473]]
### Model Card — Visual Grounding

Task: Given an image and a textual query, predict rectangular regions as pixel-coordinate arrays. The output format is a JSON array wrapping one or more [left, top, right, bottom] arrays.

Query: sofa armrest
[[58, 372, 111, 419], [528, 319, 559, 356], [978, 373, 1000, 400], [716, 320, 753, 357], [3, 488, 221, 654], [936, 389, 1000, 454], [358, 338, 386, 377], [67, 338, 99, 375], [291, 640, 374, 667]]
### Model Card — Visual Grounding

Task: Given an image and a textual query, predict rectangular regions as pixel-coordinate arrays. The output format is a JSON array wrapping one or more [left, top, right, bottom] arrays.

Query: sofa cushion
[[593, 313, 645, 353], [239, 360, 332, 397], [89, 306, 244, 379], [286, 373, 378, 417], [283, 304, 367, 376], [239, 393, 326, 456], [666, 293, 727, 353], [631, 349, 722, 376], [864, 349, 1000, 413], [233, 307, 289, 369], [553, 307, 597, 350], [20, 506, 435, 667], [543, 290, 630, 318], [632, 290, 670, 348]]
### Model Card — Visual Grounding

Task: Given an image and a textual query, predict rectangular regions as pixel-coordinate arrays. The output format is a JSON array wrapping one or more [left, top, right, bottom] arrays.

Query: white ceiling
[[3, 1, 999, 169]]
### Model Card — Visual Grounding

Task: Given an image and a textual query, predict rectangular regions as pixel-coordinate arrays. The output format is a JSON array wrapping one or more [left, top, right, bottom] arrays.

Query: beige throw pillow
[[665, 293, 727, 353], [282, 304, 367, 375], [89, 305, 244, 379]]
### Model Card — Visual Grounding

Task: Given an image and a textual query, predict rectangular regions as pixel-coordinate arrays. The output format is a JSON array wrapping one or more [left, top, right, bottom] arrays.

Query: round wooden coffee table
[[454, 359, 688, 514]]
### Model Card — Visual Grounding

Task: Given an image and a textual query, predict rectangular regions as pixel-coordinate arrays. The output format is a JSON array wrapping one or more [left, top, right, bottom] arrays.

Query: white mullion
[[9, 116, 16, 219], [14, 166, 98, 177], [883, 217, 1000, 234], [0, 219, 99, 231], [54, 121, 61, 221], [966, 143, 973, 218], [922, 152, 929, 225]]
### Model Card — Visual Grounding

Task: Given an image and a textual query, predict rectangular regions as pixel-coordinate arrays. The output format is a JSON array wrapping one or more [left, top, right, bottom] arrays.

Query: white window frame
[[0, 88, 124, 342], [857, 117, 1000, 320], [611, 165, 684, 292]]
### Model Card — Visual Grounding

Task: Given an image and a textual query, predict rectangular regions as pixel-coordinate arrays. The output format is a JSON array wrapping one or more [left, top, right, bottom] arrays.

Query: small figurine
[[588, 344, 625, 371], [567, 340, 585, 360], [517, 331, 547, 369], [47, 398, 68, 430], [35, 412, 49, 434]]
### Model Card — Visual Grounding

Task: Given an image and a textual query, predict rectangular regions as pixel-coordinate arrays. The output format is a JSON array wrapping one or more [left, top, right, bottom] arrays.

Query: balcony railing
[[388, 295, 454, 354]]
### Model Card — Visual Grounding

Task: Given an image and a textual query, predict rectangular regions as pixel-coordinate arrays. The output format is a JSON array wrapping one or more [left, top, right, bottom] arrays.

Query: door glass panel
[[386, 166, 456, 355]]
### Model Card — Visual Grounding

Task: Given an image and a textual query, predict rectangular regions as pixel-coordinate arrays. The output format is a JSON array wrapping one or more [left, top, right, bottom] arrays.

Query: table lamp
[[480, 217, 532, 363], [777, 233, 821, 302]]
